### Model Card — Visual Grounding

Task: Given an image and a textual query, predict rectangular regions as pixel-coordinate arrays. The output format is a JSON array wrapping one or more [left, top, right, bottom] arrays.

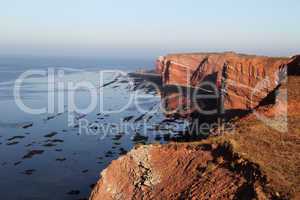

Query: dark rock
[[7, 136, 25, 141], [6, 141, 19, 146], [22, 150, 44, 159], [56, 157, 66, 162], [22, 123, 33, 129], [14, 161, 22, 166], [22, 169, 36, 175], [67, 190, 80, 195], [44, 132, 58, 138], [123, 116, 134, 122]]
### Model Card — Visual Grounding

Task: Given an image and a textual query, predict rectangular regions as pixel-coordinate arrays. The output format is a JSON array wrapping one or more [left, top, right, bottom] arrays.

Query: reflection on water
[[0, 68, 187, 200]]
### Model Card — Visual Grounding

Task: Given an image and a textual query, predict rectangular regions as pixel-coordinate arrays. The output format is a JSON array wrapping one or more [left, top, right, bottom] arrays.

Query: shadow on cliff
[[127, 62, 300, 142], [288, 55, 300, 76]]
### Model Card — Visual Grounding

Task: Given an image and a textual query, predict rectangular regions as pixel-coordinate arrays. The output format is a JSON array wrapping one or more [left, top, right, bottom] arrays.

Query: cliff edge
[[90, 53, 300, 200]]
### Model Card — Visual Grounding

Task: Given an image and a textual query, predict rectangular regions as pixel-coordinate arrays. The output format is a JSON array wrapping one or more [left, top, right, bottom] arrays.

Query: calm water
[[0, 57, 187, 200]]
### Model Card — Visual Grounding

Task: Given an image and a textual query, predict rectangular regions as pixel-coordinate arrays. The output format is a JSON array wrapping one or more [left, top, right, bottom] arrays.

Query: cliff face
[[90, 53, 300, 200], [90, 75, 300, 200], [157, 52, 299, 111]]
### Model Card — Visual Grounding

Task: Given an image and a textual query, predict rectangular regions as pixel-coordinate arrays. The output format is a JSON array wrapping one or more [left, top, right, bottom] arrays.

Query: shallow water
[[0, 64, 187, 199]]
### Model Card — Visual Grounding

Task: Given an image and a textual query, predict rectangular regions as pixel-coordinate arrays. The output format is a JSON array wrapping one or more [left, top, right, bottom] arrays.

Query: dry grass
[[219, 76, 300, 199], [168, 76, 300, 198]]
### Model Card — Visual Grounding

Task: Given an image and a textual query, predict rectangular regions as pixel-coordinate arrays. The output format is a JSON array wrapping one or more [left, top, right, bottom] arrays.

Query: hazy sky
[[0, 0, 299, 58]]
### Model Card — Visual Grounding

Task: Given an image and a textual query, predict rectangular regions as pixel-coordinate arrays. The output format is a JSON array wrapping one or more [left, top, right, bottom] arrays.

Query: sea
[[0, 55, 187, 199]]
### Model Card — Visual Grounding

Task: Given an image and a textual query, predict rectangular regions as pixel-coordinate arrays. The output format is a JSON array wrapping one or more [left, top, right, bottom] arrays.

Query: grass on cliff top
[[166, 52, 289, 60], [218, 76, 300, 198], [167, 76, 299, 198]]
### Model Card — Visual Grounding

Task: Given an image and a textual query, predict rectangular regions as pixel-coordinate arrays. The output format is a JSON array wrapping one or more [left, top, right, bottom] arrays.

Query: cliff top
[[165, 51, 291, 60], [217, 75, 300, 198]]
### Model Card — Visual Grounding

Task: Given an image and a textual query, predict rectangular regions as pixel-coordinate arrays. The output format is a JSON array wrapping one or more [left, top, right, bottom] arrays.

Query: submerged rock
[[67, 190, 80, 195], [123, 116, 134, 122], [22, 150, 44, 159], [7, 136, 25, 141], [44, 132, 58, 138], [21, 123, 33, 129], [14, 161, 22, 166], [56, 157, 66, 162], [6, 141, 19, 146], [132, 133, 148, 144], [22, 169, 36, 175]]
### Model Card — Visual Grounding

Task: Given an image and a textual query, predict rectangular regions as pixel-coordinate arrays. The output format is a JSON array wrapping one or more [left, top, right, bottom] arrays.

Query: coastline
[[90, 52, 300, 200]]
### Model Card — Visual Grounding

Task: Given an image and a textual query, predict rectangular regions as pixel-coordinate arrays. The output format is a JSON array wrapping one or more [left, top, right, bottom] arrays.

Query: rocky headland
[[90, 52, 300, 200]]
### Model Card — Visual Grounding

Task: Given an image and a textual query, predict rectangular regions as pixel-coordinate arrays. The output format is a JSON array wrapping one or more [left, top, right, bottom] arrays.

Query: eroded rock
[[157, 52, 300, 111], [90, 144, 249, 200]]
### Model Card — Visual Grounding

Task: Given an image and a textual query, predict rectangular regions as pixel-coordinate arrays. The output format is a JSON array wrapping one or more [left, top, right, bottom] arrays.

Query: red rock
[[156, 52, 299, 111], [90, 144, 249, 200], [155, 56, 165, 74]]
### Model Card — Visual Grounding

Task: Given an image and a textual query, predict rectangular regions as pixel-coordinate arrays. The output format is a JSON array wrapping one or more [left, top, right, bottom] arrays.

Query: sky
[[0, 0, 299, 59]]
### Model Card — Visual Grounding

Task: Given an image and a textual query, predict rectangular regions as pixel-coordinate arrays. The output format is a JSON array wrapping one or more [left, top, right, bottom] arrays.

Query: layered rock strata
[[90, 144, 261, 200], [157, 52, 299, 111]]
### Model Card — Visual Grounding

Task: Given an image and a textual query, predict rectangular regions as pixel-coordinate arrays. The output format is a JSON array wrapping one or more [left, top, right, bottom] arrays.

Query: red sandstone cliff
[[90, 75, 300, 199], [89, 53, 300, 200], [157, 52, 299, 111]]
